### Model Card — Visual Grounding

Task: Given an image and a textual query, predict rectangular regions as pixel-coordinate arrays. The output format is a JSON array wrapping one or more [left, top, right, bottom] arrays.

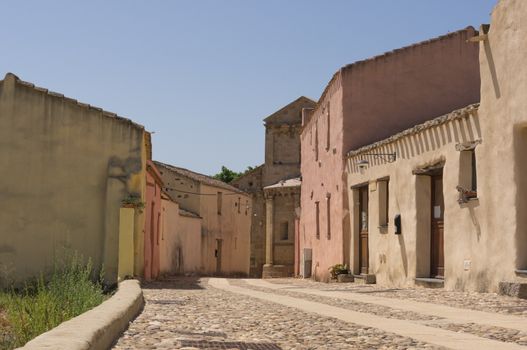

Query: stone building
[[346, 105, 481, 289], [337, 0, 527, 296], [299, 28, 481, 282], [233, 97, 316, 277], [154, 161, 251, 276], [0, 73, 151, 286]]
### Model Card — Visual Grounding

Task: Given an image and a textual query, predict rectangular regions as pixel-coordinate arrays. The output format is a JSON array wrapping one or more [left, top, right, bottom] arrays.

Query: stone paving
[[113, 277, 527, 350], [265, 278, 527, 317], [113, 277, 441, 350]]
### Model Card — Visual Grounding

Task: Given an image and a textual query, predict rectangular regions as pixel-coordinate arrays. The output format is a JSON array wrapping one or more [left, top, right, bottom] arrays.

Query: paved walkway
[[243, 279, 527, 332], [114, 277, 527, 350]]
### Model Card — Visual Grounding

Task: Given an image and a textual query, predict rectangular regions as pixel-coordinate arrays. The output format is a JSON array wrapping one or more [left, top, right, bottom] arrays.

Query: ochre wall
[[159, 198, 201, 274], [0, 74, 145, 286], [476, 0, 527, 286]]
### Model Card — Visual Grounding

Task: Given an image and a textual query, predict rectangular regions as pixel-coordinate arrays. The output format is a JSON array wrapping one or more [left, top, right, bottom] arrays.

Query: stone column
[[265, 195, 274, 266]]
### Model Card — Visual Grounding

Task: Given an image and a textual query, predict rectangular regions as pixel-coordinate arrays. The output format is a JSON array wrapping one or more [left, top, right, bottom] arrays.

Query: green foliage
[[121, 194, 145, 209], [212, 165, 256, 184], [0, 253, 107, 349], [328, 263, 350, 279]]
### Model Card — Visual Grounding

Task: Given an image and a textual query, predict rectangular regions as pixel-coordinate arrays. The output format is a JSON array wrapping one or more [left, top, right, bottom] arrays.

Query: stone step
[[499, 281, 527, 299], [353, 274, 376, 284]]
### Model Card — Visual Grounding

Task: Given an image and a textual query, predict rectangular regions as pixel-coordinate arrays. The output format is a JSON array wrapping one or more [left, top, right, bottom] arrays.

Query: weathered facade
[[0, 73, 149, 286], [159, 193, 202, 275], [144, 160, 163, 281], [341, 0, 527, 295], [346, 105, 481, 289], [233, 97, 315, 277], [299, 28, 481, 282], [155, 161, 251, 275]]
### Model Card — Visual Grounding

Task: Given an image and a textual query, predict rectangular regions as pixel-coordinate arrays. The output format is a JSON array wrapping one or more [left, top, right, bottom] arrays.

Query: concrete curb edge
[[17, 279, 144, 350]]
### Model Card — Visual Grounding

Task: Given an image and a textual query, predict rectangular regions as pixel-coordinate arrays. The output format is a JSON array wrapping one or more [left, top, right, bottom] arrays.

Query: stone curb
[[16, 279, 144, 350]]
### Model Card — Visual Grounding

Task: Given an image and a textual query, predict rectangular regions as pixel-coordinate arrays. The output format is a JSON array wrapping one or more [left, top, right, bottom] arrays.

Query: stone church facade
[[233, 96, 316, 277]]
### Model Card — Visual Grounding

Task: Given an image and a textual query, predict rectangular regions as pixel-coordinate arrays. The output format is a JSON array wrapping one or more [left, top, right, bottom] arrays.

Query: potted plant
[[121, 194, 145, 211], [328, 264, 354, 283]]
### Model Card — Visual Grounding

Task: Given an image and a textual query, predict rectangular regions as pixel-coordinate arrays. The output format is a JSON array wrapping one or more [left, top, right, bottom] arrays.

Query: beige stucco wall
[[199, 184, 251, 275], [159, 198, 201, 274], [345, 107, 508, 291], [476, 0, 527, 281], [0, 74, 146, 286]]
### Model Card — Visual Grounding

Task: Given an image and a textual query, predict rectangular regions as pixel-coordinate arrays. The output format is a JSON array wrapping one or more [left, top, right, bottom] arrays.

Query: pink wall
[[299, 27, 480, 282], [343, 27, 480, 152], [144, 160, 163, 281]]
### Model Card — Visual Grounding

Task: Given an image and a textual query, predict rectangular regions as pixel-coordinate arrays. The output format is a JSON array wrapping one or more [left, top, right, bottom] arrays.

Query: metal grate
[[179, 340, 282, 349]]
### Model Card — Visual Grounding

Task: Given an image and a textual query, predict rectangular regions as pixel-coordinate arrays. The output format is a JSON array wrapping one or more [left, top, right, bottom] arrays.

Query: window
[[315, 201, 320, 239], [378, 179, 389, 227], [237, 197, 241, 214], [326, 103, 330, 151], [458, 149, 478, 201], [326, 193, 331, 239], [217, 191, 223, 215], [315, 121, 319, 161], [280, 222, 289, 240]]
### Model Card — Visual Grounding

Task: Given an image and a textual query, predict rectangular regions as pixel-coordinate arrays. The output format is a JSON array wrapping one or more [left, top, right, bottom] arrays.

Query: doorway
[[359, 186, 369, 274], [430, 174, 445, 278], [215, 239, 223, 274]]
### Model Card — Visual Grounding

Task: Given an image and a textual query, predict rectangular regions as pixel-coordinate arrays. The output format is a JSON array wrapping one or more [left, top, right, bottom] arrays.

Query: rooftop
[[154, 160, 248, 195], [346, 103, 480, 158], [1, 73, 144, 131], [264, 177, 301, 190]]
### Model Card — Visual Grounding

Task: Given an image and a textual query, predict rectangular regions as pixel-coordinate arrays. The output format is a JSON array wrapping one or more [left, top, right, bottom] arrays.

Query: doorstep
[[515, 269, 527, 278], [415, 277, 444, 288], [499, 280, 527, 299], [353, 274, 376, 284]]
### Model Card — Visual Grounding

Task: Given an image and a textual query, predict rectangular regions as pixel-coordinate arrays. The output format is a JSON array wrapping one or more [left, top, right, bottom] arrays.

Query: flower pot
[[337, 274, 354, 283]]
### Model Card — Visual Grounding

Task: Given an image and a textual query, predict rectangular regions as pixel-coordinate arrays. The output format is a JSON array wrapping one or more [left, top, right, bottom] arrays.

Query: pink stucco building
[[299, 27, 481, 282], [144, 160, 163, 281]]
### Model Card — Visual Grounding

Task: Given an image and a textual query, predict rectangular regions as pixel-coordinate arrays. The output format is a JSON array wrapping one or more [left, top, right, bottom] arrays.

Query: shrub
[[0, 253, 107, 349], [328, 263, 350, 279]]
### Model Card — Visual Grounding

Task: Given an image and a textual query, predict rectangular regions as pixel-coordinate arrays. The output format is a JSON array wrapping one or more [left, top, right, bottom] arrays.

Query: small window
[[378, 180, 389, 227], [217, 191, 223, 215], [326, 193, 331, 239], [326, 103, 330, 151], [237, 197, 241, 214], [315, 201, 320, 239], [458, 150, 477, 201], [315, 121, 319, 161], [280, 222, 289, 240]]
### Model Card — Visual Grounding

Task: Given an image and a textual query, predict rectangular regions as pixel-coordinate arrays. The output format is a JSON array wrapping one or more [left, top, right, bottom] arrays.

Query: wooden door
[[430, 174, 445, 278], [215, 239, 223, 274], [359, 186, 369, 274]]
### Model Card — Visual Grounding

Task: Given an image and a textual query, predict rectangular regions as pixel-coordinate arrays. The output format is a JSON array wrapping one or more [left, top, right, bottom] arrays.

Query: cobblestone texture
[[113, 277, 442, 350], [430, 322, 527, 346], [228, 280, 441, 322], [265, 278, 527, 317]]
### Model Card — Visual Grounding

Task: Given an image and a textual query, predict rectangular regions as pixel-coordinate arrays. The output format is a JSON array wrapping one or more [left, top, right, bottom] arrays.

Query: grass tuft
[[0, 253, 107, 349]]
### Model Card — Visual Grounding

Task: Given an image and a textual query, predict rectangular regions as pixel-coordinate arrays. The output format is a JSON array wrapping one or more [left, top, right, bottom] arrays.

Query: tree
[[212, 165, 256, 183]]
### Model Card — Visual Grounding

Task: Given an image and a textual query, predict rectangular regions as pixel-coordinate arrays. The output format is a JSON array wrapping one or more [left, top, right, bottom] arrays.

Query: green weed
[[0, 253, 107, 349]]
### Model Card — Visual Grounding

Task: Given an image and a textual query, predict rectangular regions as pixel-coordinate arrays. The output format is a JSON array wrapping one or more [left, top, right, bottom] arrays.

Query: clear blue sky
[[0, 1, 496, 175]]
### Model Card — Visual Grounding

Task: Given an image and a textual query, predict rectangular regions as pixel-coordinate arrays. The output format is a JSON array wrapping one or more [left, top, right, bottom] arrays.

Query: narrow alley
[[113, 277, 527, 350]]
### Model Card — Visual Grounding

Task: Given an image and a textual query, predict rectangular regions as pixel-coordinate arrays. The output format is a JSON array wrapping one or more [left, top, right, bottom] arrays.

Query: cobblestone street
[[113, 277, 527, 350]]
